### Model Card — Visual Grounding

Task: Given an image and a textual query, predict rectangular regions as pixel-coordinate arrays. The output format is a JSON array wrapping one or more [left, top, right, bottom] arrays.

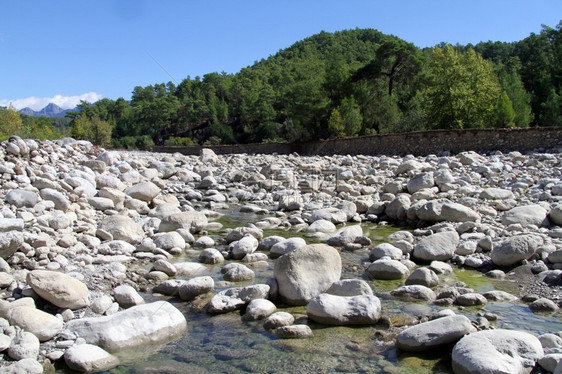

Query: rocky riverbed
[[0, 136, 562, 373]]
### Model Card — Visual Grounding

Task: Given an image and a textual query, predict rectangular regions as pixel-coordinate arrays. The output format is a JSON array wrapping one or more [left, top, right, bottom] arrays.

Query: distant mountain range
[[19, 103, 78, 118]]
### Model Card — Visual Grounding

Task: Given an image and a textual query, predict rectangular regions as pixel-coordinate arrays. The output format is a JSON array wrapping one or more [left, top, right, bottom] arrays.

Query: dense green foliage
[[2, 22, 560, 147], [0, 105, 63, 141]]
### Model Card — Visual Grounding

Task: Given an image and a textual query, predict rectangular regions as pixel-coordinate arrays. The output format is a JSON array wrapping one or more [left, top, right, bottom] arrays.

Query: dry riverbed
[[0, 136, 562, 373]]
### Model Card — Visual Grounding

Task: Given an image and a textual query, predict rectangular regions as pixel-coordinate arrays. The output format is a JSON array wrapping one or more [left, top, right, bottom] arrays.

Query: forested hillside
[[2, 21, 561, 147]]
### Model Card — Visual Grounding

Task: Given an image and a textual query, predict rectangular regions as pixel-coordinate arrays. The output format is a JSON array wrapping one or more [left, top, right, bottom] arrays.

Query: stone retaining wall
[[152, 127, 562, 157]]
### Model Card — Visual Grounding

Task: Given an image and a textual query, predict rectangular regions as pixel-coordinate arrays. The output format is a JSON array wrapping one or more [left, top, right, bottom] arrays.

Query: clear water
[[59, 210, 562, 373]]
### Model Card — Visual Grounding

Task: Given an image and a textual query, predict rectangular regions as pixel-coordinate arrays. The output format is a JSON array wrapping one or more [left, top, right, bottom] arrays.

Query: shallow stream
[[65, 210, 562, 373]]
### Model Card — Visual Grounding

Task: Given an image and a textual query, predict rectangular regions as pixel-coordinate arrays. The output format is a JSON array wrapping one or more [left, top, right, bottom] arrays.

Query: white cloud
[[0, 92, 103, 111]]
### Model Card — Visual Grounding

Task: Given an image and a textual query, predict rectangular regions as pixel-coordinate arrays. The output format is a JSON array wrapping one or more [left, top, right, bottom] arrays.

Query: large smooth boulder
[[274, 244, 342, 305], [64, 344, 120, 373], [413, 231, 459, 262], [126, 181, 161, 202], [440, 203, 480, 222], [98, 215, 144, 244], [158, 211, 208, 233], [452, 329, 544, 374], [8, 305, 63, 341], [491, 235, 543, 267], [65, 301, 187, 353], [0, 218, 24, 232], [27, 270, 91, 310], [306, 293, 381, 325], [480, 188, 515, 201], [397, 315, 476, 352], [6, 189, 38, 208], [502, 205, 549, 227]]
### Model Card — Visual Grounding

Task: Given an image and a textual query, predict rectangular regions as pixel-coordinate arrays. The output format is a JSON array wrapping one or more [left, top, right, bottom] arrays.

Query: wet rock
[[390, 285, 436, 302], [482, 290, 518, 302], [198, 248, 225, 264], [306, 293, 381, 325], [529, 298, 559, 313], [275, 325, 312, 339], [366, 258, 410, 280], [369, 243, 403, 261], [452, 329, 543, 374], [405, 267, 439, 287], [306, 219, 336, 234], [206, 284, 270, 314], [397, 315, 476, 352], [222, 263, 255, 282], [263, 311, 295, 330], [64, 343, 120, 373], [244, 299, 276, 320], [66, 301, 187, 352], [455, 293, 488, 307], [231, 234, 259, 260]]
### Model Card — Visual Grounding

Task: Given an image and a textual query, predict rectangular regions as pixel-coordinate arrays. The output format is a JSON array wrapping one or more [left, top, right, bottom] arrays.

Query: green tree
[[327, 108, 345, 138], [71, 115, 112, 146], [494, 91, 516, 127], [495, 58, 533, 127], [70, 114, 87, 140], [540, 88, 562, 126], [338, 96, 362, 136], [353, 39, 422, 96], [0, 105, 24, 140], [425, 45, 501, 129], [84, 116, 112, 146]]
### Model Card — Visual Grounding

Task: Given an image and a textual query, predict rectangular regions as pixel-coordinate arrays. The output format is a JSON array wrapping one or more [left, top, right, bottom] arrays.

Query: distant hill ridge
[[19, 103, 78, 118]]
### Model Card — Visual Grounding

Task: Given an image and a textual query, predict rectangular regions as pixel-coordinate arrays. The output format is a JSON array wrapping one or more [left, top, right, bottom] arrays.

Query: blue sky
[[1, 1, 561, 110]]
